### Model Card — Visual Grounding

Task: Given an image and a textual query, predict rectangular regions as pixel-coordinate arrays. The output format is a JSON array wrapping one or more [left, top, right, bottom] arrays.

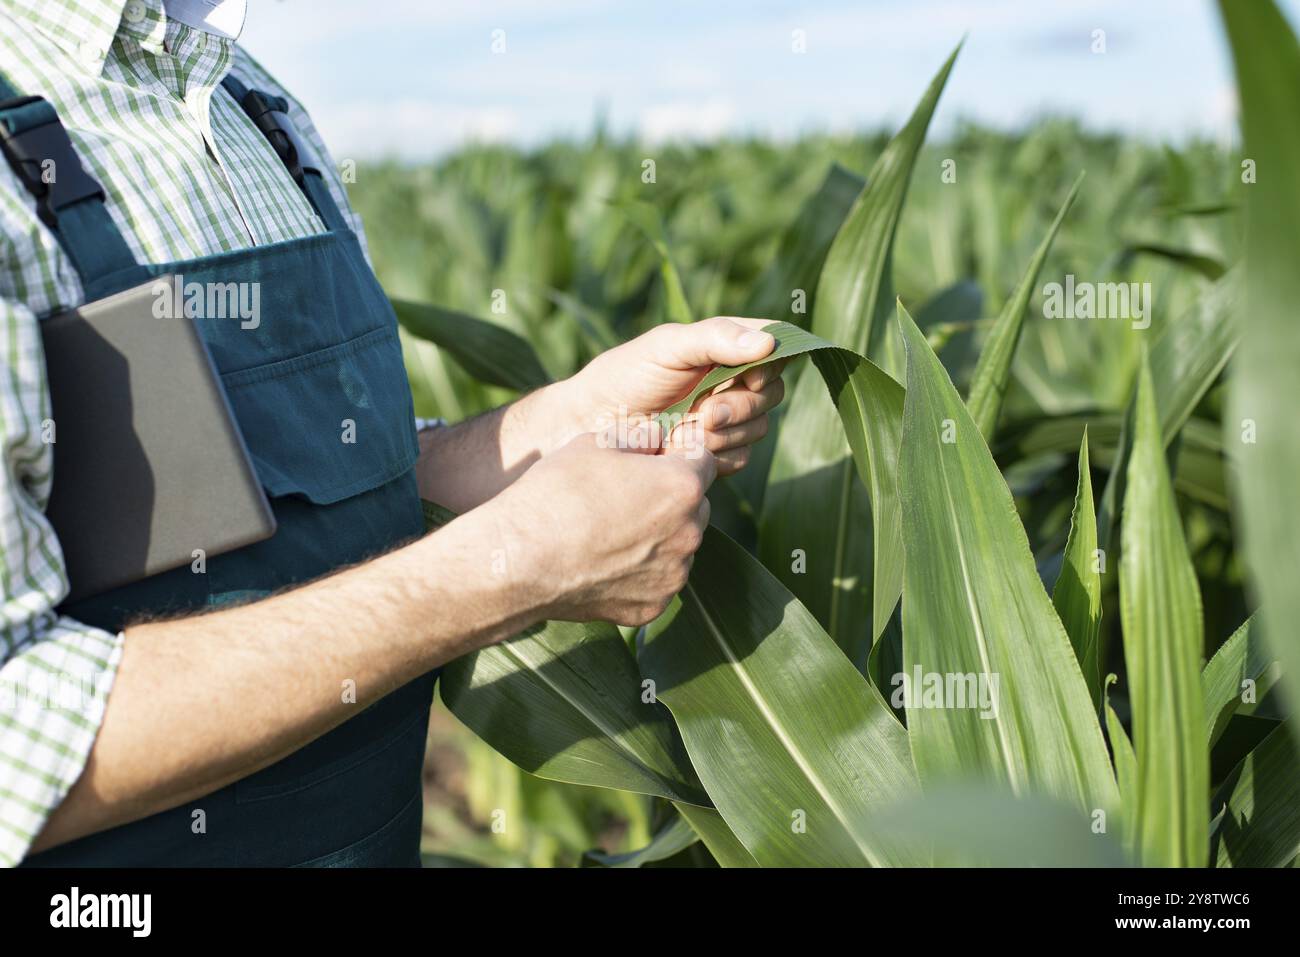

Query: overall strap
[[221, 74, 351, 234], [0, 72, 140, 292]]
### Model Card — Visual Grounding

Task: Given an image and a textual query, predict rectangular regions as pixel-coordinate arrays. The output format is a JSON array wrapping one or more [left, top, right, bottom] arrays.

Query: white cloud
[[323, 101, 521, 159], [638, 99, 737, 143]]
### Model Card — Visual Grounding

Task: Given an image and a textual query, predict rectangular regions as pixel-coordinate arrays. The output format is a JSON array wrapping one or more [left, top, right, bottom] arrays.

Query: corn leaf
[[1122, 241, 1228, 281], [1119, 355, 1209, 866], [871, 784, 1130, 867], [967, 172, 1082, 440], [896, 302, 1119, 812], [1096, 275, 1238, 548], [425, 503, 709, 807], [1202, 616, 1279, 748], [1219, 0, 1300, 733], [659, 321, 904, 672], [1213, 723, 1300, 867], [639, 527, 919, 867], [739, 163, 866, 325], [584, 814, 697, 868], [816, 42, 961, 355], [1104, 675, 1139, 854], [757, 46, 959, 662], [727, 164, 866, 517], [392, 298, 552, 392], [1053, 432, 1103, 705], [674, 803, 759, 868], [618, 200, 694, 324]]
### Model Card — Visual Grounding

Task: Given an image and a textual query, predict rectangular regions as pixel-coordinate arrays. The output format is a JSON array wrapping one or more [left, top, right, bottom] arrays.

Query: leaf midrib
[[495, 639, 690, 800], [683, 581, 882, 866], [930, 412, 1024, 792]]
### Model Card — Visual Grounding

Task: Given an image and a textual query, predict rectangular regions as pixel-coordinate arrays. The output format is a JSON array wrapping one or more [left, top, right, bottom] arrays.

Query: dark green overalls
[[1, 71, 437, 866]]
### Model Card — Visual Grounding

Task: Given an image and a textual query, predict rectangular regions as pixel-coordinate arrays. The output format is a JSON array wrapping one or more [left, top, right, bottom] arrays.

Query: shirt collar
[[2, 0, 246, 75]]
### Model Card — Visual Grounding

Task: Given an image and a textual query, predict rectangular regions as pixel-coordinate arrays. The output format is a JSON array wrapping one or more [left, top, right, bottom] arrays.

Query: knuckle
[[670, 464, 705, 500], [679, 524, 704, 554], [646, 321, 677, 344]]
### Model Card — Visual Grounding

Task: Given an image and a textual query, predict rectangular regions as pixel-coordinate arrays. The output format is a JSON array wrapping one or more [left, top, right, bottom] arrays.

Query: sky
[[236, 0, 1299, 160]]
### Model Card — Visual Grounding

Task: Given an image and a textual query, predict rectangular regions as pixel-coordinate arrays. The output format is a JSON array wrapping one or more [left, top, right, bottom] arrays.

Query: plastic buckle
[[240, 90, 321, 186], [0, 95, 106, 228]]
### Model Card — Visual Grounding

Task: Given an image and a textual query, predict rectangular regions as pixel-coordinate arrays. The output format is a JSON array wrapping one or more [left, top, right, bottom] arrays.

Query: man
[[0, 0, 782, 866]]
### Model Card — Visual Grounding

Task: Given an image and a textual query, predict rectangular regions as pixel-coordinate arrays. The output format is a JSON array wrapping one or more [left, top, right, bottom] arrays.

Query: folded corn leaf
[[639, 527, 919, 867], [755, 46, 959, 661], [426, 503, 710, 807], [1213, 723, 1300, 868], [1219, 0, 1300, 735], [1119, 355, 1209, 867], [392, 298, 552, 392], [584, 813, 698, 868], [1202, 616, 1278, 748], [966, 172, 1082, 441], [659, 320, 904, 671], [896, 302, 1119, 813], [728, 163, 866, 519], [441, 620, 711, 806], [1053, 432, 1104, 705], [1121, 241, 1228, 281], [674, 803, 760, 868]]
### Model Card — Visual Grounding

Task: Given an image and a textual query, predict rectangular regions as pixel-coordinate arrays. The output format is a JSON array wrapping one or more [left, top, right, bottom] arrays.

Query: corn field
[[349, 2, 1297, 867]]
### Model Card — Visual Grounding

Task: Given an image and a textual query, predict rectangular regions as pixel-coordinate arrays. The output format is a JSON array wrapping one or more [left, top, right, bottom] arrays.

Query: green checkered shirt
[[0, 0, 368, 865]]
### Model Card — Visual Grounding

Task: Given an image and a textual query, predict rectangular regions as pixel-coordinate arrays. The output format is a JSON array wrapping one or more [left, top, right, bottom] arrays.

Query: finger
[[705, 375, 737, 398], [741, 356, 789, 392], [714, 446, 751, 476], [647, 316, 776, 371], [712, 316, 779, 331], [597, 419, 663, 455], [664, 435, 717, 488], [696, 377, 785, 430], [696, 496, 711, 529], [705, 414, 768, 453]]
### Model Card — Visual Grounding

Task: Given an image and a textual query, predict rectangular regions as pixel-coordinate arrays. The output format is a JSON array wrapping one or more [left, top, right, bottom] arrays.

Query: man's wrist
[[408, 501, 550, 648], [504, 377, 586, 460]]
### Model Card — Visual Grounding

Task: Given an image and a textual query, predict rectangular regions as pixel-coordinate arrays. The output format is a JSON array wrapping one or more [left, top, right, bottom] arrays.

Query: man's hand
[[551, 316, 786, 476], [416, 316, 786, 513], [486, 431, 714, 627]]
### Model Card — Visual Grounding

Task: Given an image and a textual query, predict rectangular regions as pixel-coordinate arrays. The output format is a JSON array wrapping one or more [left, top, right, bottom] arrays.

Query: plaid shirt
[[0, 0, 368, 865]]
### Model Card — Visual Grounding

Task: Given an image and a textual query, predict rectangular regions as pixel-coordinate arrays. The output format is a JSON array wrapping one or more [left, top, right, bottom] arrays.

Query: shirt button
[[77, 40, 103, 63], [124, 1, 146, 23]]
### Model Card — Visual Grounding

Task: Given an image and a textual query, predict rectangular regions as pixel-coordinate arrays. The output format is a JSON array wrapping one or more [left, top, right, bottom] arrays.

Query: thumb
[[653, 316, 776, 370]]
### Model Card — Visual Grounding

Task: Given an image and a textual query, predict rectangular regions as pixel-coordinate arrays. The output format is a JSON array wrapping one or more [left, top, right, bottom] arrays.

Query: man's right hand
[[487, 428, 715, 627]]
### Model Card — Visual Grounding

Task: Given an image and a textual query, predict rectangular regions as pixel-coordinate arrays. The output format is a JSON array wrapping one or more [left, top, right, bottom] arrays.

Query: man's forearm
[[416, 381, 582, 513], [32, 505, 537, 854]]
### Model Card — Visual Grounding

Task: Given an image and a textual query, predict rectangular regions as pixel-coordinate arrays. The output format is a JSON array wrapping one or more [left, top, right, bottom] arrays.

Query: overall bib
[[2, 73, 437, 866]]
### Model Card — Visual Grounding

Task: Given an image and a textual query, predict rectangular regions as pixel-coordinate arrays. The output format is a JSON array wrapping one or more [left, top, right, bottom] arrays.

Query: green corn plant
[[369, 8, 1300, 867]]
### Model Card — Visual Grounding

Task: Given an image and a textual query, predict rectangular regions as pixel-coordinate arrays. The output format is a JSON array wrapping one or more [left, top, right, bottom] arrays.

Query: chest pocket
[[220, 323, 418, 505]]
